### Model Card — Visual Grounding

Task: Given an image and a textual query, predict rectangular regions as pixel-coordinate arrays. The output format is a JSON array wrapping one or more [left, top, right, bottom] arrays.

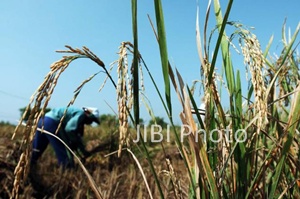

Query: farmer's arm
[[65, 114, 90, 157]]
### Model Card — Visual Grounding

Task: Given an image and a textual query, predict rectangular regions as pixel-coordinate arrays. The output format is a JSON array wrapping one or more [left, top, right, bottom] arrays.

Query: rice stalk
[[269, 81, 300, 198], [116, 42, 134, 157], [245, 22, 300, 198], [127, 148, 154, 199], [148, 12, 202, 196], [116, 38, 167, 198], [57, 45, 116, 89], [29, 125, 103, 198], [179, 81, 219, 198], [11, 55, 74, 199], [131, 0, 140, 129], [11, 46, 109, 198], [56, 72, 99, 135], [164, 157, 183, 199], [153, 0, 171, 117], [209, 0, 234, 86], [239, 30, 268, 132], [99, 61, 115, 92]]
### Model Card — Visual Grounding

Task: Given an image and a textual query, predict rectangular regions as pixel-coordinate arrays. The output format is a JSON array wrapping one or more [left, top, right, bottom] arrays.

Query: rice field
[[1, 123, 189, 198], [1, 0, 300, 198]]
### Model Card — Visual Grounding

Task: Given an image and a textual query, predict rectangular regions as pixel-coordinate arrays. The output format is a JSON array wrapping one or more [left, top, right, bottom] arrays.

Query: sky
[[0, 0, 299, 125]]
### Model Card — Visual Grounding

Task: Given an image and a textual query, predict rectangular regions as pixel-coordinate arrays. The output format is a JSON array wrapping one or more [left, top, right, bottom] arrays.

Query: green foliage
[[0, 121, 13, 126], [148, 116, 168, 128], [138, 118, 145, 125], [99, 114, 118, 127], [19, 106, 51, 121]]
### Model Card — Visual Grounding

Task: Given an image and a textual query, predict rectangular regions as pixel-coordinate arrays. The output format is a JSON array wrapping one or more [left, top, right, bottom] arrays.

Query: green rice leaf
[[153, 0, 172, 117]]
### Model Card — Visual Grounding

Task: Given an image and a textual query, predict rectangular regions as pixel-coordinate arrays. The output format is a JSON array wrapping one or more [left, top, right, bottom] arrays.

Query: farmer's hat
[[83, 107, 100, 124]]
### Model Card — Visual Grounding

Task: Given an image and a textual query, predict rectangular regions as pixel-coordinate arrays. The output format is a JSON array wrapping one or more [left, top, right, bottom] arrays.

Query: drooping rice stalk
[[239, 29, 268, 132], [10, 0, 300, 198], [11, 46, 108, 199]]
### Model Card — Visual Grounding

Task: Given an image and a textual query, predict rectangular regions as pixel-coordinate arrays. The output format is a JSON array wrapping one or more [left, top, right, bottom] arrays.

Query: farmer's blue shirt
[[45, 107, 85, 133], [44, 106, 87, 150]]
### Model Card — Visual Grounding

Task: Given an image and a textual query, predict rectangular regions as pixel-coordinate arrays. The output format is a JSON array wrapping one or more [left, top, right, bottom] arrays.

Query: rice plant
[[9, 0, 300, 198]]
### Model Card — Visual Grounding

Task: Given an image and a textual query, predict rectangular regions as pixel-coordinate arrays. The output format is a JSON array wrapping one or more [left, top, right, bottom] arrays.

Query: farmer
[[31, 106, 100, 168]]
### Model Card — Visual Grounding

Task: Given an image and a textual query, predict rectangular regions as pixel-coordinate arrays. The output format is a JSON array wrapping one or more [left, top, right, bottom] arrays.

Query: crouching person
[[31, 106, 100, 168]]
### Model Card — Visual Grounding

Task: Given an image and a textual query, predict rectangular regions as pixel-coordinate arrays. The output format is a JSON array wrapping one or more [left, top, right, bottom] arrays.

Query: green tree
[[138, 118, 144, 125], [99, 114, 118, 127], [148, 116, 168, 128], [19, 106, 51, 121]]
